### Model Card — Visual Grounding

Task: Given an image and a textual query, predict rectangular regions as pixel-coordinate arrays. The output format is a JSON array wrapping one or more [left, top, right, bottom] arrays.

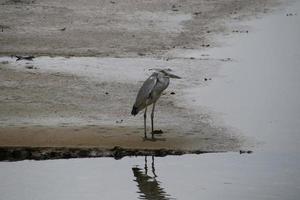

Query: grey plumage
[[131, 70, 181, 139]]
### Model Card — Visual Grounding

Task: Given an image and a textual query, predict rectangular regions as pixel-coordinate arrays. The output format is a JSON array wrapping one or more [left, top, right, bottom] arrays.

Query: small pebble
[[239, 150, 253, 154], [201, 54, 209, 57], [25, 65, 35, 69], [116, 119, 123, 124]]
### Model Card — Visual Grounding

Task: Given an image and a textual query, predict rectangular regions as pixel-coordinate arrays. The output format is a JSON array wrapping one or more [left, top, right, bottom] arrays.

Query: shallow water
[[1, 1, 300, 200], [0, 153, 299, 200]]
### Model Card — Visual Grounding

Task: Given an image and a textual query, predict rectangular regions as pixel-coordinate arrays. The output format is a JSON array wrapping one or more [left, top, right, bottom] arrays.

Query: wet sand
[[0, 55, 242, 159], [0, 53, 244, 159], [0, 125, 238, 161], [0, 125, 238, 150]]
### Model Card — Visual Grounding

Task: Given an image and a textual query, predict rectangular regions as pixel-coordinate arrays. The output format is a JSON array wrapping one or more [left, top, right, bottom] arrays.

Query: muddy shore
[[0, 0, 279, 160], [0, 124, 239, 161]]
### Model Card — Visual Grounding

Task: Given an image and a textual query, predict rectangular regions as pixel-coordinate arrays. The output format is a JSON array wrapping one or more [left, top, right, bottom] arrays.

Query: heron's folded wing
[[135, 74, 157, 106]]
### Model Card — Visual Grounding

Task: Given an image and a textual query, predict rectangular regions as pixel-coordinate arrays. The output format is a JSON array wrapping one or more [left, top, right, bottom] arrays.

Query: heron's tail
[[131, 106, 138, 116]]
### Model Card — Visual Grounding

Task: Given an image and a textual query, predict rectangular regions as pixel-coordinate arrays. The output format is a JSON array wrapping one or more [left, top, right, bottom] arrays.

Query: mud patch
[[0, 146, 218, 161]]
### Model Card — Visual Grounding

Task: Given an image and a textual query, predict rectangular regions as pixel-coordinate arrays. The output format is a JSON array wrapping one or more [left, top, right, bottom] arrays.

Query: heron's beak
[[160, 69, 181, 79], [168, 73, 181, 79]]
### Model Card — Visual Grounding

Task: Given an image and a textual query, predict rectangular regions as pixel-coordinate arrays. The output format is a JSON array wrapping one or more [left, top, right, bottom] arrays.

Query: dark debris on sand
[[15, 55, 35, 61]]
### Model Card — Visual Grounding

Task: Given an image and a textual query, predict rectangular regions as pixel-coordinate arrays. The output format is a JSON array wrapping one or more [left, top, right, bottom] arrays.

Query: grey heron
[[131, 69, 181, 139]]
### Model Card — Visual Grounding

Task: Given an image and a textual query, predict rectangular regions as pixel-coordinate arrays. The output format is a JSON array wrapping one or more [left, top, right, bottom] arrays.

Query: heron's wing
[[134, 73, 157, 107]]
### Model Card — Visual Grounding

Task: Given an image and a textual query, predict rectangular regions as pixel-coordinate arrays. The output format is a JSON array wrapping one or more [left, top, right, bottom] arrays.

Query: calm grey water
[[0, 153, 299, 200], [1, 1, 300, 200]]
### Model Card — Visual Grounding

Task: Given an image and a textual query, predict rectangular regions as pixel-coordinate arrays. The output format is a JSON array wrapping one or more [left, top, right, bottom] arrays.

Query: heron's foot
[[151, 130, 164, 135], [144, 137, 166, 142], [143, 137, 155, 141]]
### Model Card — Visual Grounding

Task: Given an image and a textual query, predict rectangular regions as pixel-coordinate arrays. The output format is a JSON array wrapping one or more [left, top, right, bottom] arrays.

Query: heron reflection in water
[[132, 156, 175, 200]]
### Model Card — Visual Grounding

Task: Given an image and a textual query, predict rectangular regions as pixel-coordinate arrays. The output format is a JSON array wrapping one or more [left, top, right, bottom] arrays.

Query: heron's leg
[[152, 155, 157, 178], [144, 106, 147, 139], [151, 102, 156, 137], [144, 156, 148, 175]]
